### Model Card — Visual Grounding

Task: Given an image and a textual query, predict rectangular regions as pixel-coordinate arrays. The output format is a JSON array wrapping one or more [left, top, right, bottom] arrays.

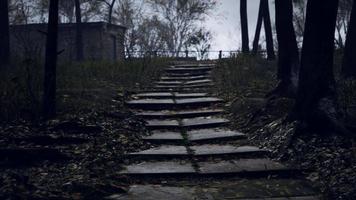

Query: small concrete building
[[10, 22, 126, 62]]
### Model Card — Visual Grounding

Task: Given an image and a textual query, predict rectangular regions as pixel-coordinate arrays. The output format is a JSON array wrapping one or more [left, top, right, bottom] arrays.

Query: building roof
[[10, 21, 127, 31]]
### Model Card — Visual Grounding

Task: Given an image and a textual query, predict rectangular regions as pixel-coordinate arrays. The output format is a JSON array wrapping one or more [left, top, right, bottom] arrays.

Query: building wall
[[10, 22, 126, 62]]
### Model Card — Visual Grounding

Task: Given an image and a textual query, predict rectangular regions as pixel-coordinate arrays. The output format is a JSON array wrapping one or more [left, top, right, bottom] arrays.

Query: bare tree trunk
[[0, 0, 10, 67], [293, 0, 340, 128], [43, 0, 59, 119], [108, 0, 117, 24], [262, 0, 275, 60], [342, 0, 356, 77], [240, 0, 249, 53], [269, 0, 299, 97], [74, 0, 84, 61], [252, 1, 263, 54]]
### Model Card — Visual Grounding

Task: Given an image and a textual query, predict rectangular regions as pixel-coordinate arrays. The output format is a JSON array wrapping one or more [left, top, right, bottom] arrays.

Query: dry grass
[[0, 58, 169, 122], [212, 54, 277, 102]]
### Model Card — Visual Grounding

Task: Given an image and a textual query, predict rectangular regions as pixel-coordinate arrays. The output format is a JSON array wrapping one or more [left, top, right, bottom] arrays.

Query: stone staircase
[[113, 62, 321, 200]]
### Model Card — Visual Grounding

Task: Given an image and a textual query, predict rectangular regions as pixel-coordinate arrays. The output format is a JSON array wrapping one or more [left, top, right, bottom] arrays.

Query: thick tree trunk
[[74, 0, 84, 61], [43, 0, 59, 119], [342, 0, 356, 77], [261, 0, 275, 60], [269, 0, 300, 97], [0, 0, 10, 67], [240, 0, 249, 53], [293, 0, 340, 125], [252, 1, 263, 54]]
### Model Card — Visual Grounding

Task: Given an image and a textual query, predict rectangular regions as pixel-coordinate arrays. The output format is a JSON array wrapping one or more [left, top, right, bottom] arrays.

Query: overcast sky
[[204, 0, 275, 51]]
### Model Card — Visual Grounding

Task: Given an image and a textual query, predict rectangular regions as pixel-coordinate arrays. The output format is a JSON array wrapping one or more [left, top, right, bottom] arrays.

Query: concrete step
[[146, 119, 180, 129], [165, 66, 213, 74], [145, 117, 229, 130], [128, 145, 188, 158], [112, 180, 320, 200], [126, 97, 223, 110], [181, 117, 229, 129], [190, 145, 267, 157], [170, 63, 215, 68], [143, 131, 184, 143], [119, 159, 297, 177], [132, 92, 210, 99], [164, 71, 211, 78], [136, 109, 224, 119], [127, 145, 266, 159], [161, 75, 211, 81], [151, 83, 214, 90], [120, 161, 196, 176], [197, 159, 292, 176], [187, 129, 246, 142]]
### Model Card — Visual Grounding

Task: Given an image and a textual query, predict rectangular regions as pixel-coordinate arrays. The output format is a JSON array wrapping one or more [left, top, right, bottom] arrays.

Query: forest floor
[[0, 57, 355, 199], [213, 55, 356, 200], [0, 60, 166, 199], [0, 88, 151, 199]]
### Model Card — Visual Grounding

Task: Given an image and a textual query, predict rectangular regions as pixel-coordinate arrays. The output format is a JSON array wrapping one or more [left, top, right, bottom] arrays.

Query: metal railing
[[124, 50, 267, 60]]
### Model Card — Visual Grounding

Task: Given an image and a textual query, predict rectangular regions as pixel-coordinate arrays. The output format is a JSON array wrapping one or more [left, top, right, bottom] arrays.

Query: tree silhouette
[[342, 0, 356, 77], [293, 0, 342, 132], [252, 1, 263, 54], [240, 0, 249, 53], [75, 0, 84, 61], [262, 0, 275, 60], [251, 0, 275, 60], [43, 0, 59, 119], [269, 0, 299, 97], [0, 0, 10, 67]]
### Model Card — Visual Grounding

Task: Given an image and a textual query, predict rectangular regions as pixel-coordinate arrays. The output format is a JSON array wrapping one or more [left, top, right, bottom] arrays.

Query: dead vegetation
[[0, 58, 168, 199], [213, 54, 356, 200]]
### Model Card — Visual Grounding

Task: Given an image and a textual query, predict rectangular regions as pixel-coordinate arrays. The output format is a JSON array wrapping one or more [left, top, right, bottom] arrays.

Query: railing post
[[219, 50, 222, 60], [185, 50, 189, 58]]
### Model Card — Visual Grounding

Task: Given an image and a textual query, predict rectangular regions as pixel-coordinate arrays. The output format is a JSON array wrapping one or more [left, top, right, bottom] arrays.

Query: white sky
[[204, 0, 275, 51]]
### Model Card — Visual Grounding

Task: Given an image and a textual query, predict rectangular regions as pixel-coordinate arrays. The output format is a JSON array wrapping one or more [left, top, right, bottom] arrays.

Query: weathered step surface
[[184, 79, 212, 85], [133, 92, 210, 99], [171, 63, 215, 68], [127, 97, 223, 110], [145, 117, 229, 130], [190, 145, 267, 157], [136, 109, 224, 119], [126, 99, 174, 107], [174, 93, 210, 98], [120, 161, 195, 175], [143, 131, 184, 142], [146, 119, 180, 129], [128, 145, 266, 158], [187, 129, 246, 142], [165, 67, 213, 74], [128, 145, 188, 157], [181, 117, 229, 129], [161, 75, 211, 82], [120, 158, 294, 177], [155, 81, 183, 85], [111, 179, 320, 200], [197, 159, 290, 175], [134, 92, 174, 99], [165, 72, 211, 77], [175, 97, 223, 106], [152, 83, 214, 90]]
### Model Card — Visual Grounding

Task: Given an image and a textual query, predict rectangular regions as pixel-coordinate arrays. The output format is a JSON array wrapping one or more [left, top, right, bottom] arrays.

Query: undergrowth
[[214, 52, 356, 200], [0, 58, 169, 122], [213, 54, 277, 101]]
